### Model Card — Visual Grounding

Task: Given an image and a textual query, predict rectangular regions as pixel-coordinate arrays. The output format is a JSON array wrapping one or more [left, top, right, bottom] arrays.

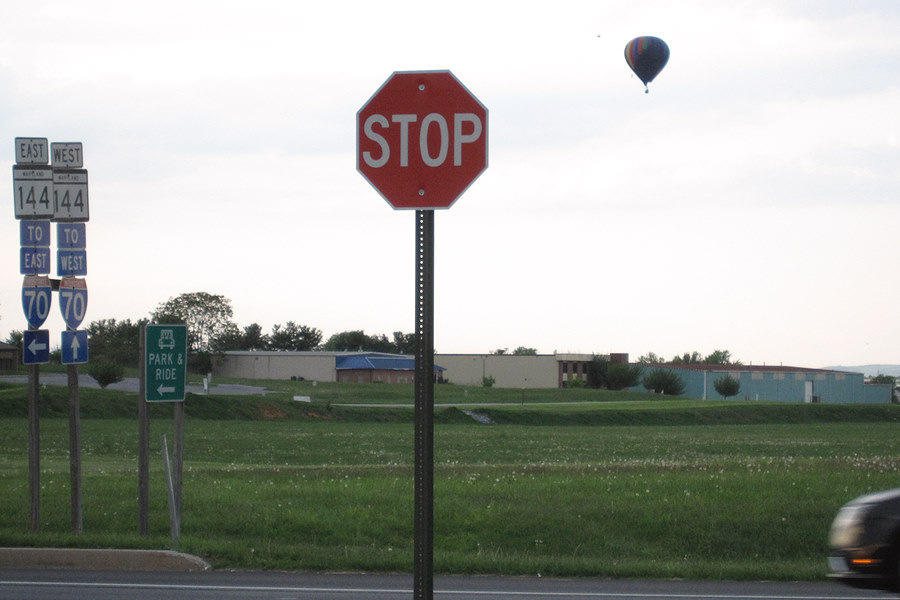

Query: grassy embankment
[[1, 377, 898, 581]]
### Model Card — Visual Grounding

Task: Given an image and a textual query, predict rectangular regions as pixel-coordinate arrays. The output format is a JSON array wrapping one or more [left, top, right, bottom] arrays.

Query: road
[[0, 374, 269, 396], [0, 570, 889, 600]]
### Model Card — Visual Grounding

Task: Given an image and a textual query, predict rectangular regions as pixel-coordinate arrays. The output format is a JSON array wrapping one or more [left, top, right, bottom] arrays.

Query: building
[[633, 363, 891, 404], [212, 351, 890, 403], [0, 342, 16, 371], [214, 351, 443, 384], [214, 351, 613, 389]]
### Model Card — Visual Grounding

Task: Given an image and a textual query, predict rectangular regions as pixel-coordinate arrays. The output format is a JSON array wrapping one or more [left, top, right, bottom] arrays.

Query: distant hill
[[826, 365, 900, 377]]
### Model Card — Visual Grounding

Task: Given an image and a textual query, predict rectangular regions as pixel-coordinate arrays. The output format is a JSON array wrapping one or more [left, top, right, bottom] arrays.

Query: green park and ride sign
[[144, 324, 187, 402]]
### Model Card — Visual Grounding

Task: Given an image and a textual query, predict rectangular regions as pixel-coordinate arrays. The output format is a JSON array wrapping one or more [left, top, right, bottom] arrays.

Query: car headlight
[[830, 505, 867, 548]]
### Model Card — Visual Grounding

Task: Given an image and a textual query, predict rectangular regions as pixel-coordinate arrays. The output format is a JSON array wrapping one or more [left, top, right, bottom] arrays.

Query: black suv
[[829, 487, 900, 591]]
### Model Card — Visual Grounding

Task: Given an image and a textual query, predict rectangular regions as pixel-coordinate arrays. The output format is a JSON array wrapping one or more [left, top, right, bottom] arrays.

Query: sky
[[1, 0, 899, 369]]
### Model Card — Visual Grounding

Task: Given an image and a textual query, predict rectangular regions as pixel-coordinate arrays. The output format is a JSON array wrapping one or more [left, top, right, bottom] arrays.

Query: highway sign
[[357, 70, 488, 210], [52, 168, 89, 222], [57, 249, 87, 277], [23, 329, 50, 365], [51, 142, 84, 169], [20, 247, 51, 274], [59, 277, 88, 329], [61, 330, 89, 364], [20, 220, 50, 247], [15, 137, 49, 165], [13, 166, 54, 219], [145, 324, 187, 402], [57, 223, 86, 249], [22, 275, 52, 328]]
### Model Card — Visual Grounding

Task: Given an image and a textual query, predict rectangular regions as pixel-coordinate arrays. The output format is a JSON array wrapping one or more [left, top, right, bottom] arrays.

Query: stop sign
[[357, 70, 488, 210]]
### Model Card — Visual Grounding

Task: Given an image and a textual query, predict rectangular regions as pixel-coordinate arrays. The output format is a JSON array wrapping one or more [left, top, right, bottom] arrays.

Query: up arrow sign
[[62, 330, 89, 365]]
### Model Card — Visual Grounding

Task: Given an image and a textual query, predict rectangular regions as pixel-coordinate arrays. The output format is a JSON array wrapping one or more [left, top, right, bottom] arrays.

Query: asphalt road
[[0, 374, 269, 396], [0, 570, 890, 600]]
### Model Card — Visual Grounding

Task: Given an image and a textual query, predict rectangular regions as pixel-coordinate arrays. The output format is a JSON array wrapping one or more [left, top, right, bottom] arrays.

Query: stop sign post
[[357, 71, 487, 600]]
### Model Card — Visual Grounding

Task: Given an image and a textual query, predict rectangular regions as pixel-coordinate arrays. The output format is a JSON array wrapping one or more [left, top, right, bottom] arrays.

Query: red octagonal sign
[[357, 70, 488, 210]]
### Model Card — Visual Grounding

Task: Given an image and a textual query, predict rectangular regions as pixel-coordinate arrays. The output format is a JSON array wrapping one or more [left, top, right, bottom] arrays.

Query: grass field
[[1, 378, 899, 581]]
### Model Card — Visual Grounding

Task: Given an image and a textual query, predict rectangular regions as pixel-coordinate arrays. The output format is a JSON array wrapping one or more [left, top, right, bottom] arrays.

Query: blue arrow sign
[[22, 275, 52, 328], [57, 249, 87, 277], [61, 330, 89, 364], [20, 247, 51, 274], [57, 223, 86, 249], [23, 329, 50, 365], [20, 220, 51, 247], [58, 277, 88, 329]]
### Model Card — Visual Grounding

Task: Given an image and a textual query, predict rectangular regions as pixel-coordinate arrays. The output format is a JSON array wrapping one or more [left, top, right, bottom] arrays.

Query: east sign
[[356, 70, 488, 210]]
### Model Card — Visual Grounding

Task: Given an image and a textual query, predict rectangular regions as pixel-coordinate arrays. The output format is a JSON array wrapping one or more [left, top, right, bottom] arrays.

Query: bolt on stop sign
[[357, 70, 488, 209]]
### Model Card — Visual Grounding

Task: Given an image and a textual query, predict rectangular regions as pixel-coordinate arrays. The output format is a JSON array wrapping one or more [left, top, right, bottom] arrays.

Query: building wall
[[337, 369, 415, 384], [636, 366, 891, 404], [215, 352, 337, 382], [434, 354, 566, 389]]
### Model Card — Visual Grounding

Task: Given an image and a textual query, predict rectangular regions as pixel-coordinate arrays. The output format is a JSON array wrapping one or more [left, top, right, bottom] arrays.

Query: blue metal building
[[635, 364, 891, 404]]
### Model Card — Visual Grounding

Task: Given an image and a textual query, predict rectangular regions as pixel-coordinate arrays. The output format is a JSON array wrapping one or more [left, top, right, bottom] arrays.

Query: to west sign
[[357, 70, 488, 210]]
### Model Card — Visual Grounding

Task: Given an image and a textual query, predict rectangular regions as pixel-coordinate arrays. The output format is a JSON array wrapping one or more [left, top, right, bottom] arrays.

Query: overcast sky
[[2, 1, 898, 368]]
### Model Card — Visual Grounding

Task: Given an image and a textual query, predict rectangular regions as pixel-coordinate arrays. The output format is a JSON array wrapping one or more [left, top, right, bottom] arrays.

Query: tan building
[[214, 350, 620, 389]]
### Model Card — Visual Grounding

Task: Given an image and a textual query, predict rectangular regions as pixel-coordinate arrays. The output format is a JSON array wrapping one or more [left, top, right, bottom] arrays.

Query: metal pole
[[413, 210, 435, 600], [174, 401, 184, 533], [27, 362, 40, 532], [138, 324, 150, 535], [67, 362, 83, 534]]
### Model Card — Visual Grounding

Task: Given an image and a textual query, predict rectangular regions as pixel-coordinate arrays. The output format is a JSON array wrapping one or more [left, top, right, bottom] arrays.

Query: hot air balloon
[[624, 36, 669, 93]]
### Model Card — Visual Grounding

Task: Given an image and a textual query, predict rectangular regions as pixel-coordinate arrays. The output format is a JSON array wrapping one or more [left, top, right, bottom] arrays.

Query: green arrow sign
[[145, 324, 187, 402]]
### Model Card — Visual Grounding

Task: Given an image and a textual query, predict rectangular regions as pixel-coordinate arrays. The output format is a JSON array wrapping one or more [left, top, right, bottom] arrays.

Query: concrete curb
[[0, 548, 210, 571]]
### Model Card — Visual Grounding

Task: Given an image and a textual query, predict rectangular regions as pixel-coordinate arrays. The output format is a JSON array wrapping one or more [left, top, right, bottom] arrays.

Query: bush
[[482, 375, 495, 388], [642, 369, 685, 395], [714, 374, 741, 399], [87, 360, 125, 389]]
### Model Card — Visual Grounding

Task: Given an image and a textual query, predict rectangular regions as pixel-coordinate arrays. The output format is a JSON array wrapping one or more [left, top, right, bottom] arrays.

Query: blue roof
[[335, 353, 445, 372]]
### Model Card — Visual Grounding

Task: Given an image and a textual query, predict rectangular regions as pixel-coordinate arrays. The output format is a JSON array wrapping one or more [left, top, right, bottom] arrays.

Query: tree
[[243, 323, 271, 350], [87, 318, 147, 366], [607, 363, 644, 390], [87, 359, 125, 389], [270, 322, 322, 351], [586, 356, 642, 391], [152, 292, 235, 353], [714, 375, 741, 399], [322, 330, 390, 352], [642, 369, 685, 395], [671, 351, 702, 364], [637, 352, 665, 364], [6, 330, 23, 348], [492, 348, 508, 355], [703, 349, 742, 366], [211, 323, 245, 352], [512, 347, 538, 355], [392, 331, 416, 354]]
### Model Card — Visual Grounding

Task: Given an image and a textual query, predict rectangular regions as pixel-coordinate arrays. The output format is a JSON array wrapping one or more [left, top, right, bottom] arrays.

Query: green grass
[[1, 378, 899, 581]]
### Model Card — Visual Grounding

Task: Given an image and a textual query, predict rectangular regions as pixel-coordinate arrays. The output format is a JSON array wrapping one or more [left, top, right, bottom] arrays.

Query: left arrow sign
[[23, 330, 50, 365]]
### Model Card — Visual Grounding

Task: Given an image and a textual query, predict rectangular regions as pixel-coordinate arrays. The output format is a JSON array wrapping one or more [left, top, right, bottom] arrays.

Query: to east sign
[[357, 70, 488, 210]]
